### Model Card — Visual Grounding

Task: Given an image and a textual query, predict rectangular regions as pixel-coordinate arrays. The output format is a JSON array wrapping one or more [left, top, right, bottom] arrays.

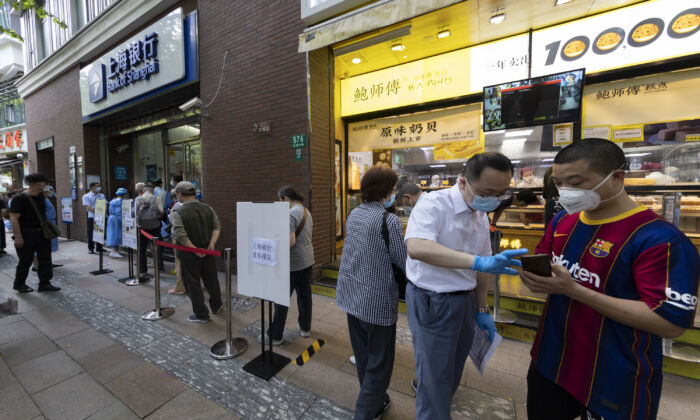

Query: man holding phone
[[520, 138, 699, 420], [405, 152, 527, 420]]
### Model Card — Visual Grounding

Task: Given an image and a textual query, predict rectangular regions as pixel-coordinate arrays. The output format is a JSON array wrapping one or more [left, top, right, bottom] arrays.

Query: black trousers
[[179, 252, 222, 318], [347, 314, 396, 420], [268, 265, 313, 340], [527, 364, 603, 420], [0, 218, 6, 249], [138, 226, 164, 273], [15, 230, 52, 288], [87, 217, 103, 252]]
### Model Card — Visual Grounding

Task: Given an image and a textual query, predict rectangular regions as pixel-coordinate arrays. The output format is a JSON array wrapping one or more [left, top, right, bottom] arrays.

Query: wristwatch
[[478, 305, 491, 314]]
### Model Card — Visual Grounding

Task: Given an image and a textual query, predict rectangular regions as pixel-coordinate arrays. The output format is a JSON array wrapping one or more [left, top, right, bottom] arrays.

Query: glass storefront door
[[166, 139, 202, 196]]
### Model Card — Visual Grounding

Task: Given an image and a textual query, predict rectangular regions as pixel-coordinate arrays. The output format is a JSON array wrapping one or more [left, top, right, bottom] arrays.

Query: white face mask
[[558, 170, 623, 214]]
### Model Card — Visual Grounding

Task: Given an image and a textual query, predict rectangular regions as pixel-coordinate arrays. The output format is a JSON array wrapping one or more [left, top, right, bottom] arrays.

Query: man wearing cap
[[9, 173, 60, 293], [170, 181, 223, 322], [106, 188, 128, 258]]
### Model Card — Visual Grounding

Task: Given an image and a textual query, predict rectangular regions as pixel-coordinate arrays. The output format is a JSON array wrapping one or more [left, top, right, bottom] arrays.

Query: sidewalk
[[0, 237, 697, 419]]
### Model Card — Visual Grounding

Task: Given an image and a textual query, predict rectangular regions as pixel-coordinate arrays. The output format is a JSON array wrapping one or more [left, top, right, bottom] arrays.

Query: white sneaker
[[349, 355, 356, 365], [256, 333, 283, 346], [109, 252, 123, 258], [298, 323, 310, 338]]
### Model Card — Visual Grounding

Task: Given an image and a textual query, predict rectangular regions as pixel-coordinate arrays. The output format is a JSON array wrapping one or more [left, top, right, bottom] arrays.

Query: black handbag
[[24, 193, 60, 240], [381, 212, 407, 300]]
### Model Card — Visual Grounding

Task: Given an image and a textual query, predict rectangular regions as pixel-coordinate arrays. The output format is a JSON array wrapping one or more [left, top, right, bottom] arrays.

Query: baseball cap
[[175, 181, 196, 196]]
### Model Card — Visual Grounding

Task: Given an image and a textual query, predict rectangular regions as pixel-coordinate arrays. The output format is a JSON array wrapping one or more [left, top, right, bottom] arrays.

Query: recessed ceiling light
[[490, 12, 506, 24], [391, 43, 405, 51], [437, 29, 451, 39], [505, 129, 533, 137], [624, 153, 651, 157], [429, 164, 447, 168], [351, 57, 361, 64], [403, 55, 407, 58], [554, 0, 575, 6]]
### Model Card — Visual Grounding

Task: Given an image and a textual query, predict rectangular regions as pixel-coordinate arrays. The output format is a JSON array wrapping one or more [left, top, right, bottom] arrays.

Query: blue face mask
[[48, 191, 56, 198], [466, 182, 502, 212], [384, 194, 395, 208]]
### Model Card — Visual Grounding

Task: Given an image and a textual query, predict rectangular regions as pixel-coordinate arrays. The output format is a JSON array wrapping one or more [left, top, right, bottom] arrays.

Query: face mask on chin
[[558, 170, 624, 214]]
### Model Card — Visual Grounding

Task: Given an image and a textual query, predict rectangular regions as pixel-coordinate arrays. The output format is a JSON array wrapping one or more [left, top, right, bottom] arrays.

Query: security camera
[[179, 97, 202, 112], [116, 144, 130, 154]]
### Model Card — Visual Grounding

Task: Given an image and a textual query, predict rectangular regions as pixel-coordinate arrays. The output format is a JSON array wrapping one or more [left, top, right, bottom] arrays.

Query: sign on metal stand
[[142, 236, 174, 320], [210, 248, 248, 359], [90, 199, 113, 276]]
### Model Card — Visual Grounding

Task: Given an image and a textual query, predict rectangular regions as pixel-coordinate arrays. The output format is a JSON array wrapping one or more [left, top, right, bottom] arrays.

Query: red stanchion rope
[[139, 229, 222, 257]]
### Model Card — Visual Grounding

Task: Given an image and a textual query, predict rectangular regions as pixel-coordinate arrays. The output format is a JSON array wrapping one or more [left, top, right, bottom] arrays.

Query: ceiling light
[[554, 0, 575, 6], [437, 29, 451, 39], [505, 129, 533, 137], [351, 57, 361, 64], [624, 153, 651, 157], [420, 146, 434, 151], [429, 164, 447, 168], [490, 11, 506, 25], [403, 55, 407, 58], [503, 138, 527, 143], [391, 43, 405, 52], [511, 160, 521, 164], [543, 158, 555, 162]]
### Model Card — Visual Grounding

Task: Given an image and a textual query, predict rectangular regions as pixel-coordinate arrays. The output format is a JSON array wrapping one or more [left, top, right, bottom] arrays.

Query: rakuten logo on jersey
[[665, 288, 698, 311], [552, 254, 601, 288]]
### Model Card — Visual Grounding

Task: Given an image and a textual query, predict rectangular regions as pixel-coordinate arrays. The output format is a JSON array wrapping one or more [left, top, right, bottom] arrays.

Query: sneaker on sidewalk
[[256, 333, 283, 346], [187, 315, 209, 323], [374, 394, 391, 419], [168, 289, 185, 295], [298, 323, 310, 338], [349, 355, 356, 365], [109, 251, 123, 258]]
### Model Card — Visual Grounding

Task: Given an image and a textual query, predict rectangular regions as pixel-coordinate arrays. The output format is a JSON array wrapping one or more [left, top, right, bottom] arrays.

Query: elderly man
[[170, 181, 223, 322], [135, 181, 164, 274]]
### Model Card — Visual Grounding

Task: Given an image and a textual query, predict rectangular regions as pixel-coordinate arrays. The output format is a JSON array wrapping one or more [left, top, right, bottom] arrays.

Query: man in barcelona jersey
[[520, 138, 699, 420]]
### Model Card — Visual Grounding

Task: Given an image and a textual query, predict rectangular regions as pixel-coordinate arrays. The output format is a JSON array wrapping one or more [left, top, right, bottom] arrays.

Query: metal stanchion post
[[142, 237, 174, 320], [126, 226, 147, 285], [210, 248, 248, 359], [491, 229, 517, 324]]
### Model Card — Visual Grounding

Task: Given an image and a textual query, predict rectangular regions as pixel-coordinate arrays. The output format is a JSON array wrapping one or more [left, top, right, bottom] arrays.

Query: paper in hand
[[469, 322, 502, 375]]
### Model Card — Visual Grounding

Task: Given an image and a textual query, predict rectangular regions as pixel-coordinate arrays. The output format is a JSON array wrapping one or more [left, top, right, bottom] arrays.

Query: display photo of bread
[[593, 27, 625, 54], [628, 18, 664, 46], [668, 8, 700, 38], [562, 37, 588, 59]]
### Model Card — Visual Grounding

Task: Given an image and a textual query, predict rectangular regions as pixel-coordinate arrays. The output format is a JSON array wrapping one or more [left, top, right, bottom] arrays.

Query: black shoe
[[31, 267, 38, 272], [13, 284, 34, 293], [52, 264, 63, 268], [211, 305, 224, 315], [37, 284, 61, 292], [187, 315, 209, 323], [374, 395, 390, 420]]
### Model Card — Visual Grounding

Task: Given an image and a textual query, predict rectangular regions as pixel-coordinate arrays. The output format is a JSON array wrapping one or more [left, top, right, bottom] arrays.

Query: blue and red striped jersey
[[531, 206, 699, 420]]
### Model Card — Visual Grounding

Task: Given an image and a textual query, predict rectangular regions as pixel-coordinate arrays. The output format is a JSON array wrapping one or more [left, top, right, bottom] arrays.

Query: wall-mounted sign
[[348, 104, 481, 152], [253, 121, 272, 136], [532, 0, 700, 77], [553, 123, 574, 146], [469, 34, 530, 94], [114, 166, 127, 180], [36, 136, 53, 151], [79, 8, 186, 117], [0, 128, 27, 155], [291, 134, 306, 148], [61, 198, 73, 223]]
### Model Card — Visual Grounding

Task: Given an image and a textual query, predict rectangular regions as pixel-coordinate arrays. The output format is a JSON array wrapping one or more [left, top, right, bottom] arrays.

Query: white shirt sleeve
[[82, 194, 90, 207], [404, 196, 441, 243]]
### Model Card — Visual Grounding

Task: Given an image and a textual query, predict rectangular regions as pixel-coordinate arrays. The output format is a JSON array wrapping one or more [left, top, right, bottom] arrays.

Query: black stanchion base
[[90, 269, 114, 276], [243, 351, 290, 380]]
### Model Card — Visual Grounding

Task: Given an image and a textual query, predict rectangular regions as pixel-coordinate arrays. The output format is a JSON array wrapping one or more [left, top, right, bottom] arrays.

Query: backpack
[[136, 196, 161, 230]]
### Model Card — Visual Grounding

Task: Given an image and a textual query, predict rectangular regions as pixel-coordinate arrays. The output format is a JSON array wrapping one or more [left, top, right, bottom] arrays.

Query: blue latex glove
[[476, 312, 497, 342], [471, 248, 528, 275]]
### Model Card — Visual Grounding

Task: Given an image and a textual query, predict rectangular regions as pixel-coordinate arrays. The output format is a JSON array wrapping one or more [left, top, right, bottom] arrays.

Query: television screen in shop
[[483, 69, 585, 132]]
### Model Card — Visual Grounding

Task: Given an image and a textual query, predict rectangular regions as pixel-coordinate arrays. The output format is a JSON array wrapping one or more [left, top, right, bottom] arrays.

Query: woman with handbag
[[260, 185, 315, 345], [336, 166, 407, 420]]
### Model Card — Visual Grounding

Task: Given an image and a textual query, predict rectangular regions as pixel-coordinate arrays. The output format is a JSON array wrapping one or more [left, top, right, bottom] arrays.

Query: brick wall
[[24, 66, 96, 243], [198, 0, 334, 273]]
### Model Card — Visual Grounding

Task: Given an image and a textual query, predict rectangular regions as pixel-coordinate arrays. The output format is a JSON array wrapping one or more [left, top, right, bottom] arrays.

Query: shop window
[[70, 0, 88, 32]]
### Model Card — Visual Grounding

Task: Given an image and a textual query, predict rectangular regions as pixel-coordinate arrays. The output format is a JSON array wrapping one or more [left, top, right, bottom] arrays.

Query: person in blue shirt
[[106, 188, 128, 258]]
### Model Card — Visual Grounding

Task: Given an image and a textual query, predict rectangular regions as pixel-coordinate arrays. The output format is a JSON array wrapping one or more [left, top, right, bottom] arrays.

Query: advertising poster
[[121, 199, 137, 250], [61, 198, 73, 223], [93, 199, 107, 245]]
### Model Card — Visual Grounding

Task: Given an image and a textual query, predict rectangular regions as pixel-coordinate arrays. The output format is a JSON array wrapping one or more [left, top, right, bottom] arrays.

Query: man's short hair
[[171, 174, 183, 183], [152, 178, 163, 186], [26, 173, 50, 184], [515, 189, 539, 205], [464, 152, 514, 182], [554, 138, 626, 175], [361, 166, 398, 203], [89, 182, 98, 189], [145, 181, 155, 189], [397, 177, 421, 197], [175, 181, 196, 196]]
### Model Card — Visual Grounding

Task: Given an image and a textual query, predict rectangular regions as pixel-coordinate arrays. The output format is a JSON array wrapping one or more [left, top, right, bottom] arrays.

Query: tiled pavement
[[0, 237, 698, 419]]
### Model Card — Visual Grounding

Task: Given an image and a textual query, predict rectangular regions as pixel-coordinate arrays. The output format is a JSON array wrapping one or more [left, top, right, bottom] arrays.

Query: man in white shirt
[[82, 182, 105, 254], [405, 152, 527, 420]]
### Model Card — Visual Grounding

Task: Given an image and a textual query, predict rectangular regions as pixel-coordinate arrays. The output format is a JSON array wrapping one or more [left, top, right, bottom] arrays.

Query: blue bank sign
[[80, 8, 189, 117]]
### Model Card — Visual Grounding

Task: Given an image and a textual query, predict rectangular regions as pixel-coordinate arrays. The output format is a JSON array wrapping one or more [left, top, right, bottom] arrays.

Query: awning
[[0, 158, 23, 169], [298, 0, 462, 53]]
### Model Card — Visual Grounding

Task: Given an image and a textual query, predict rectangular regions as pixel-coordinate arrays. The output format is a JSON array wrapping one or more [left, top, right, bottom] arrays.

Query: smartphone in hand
[[521, 254, 552, 277]]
